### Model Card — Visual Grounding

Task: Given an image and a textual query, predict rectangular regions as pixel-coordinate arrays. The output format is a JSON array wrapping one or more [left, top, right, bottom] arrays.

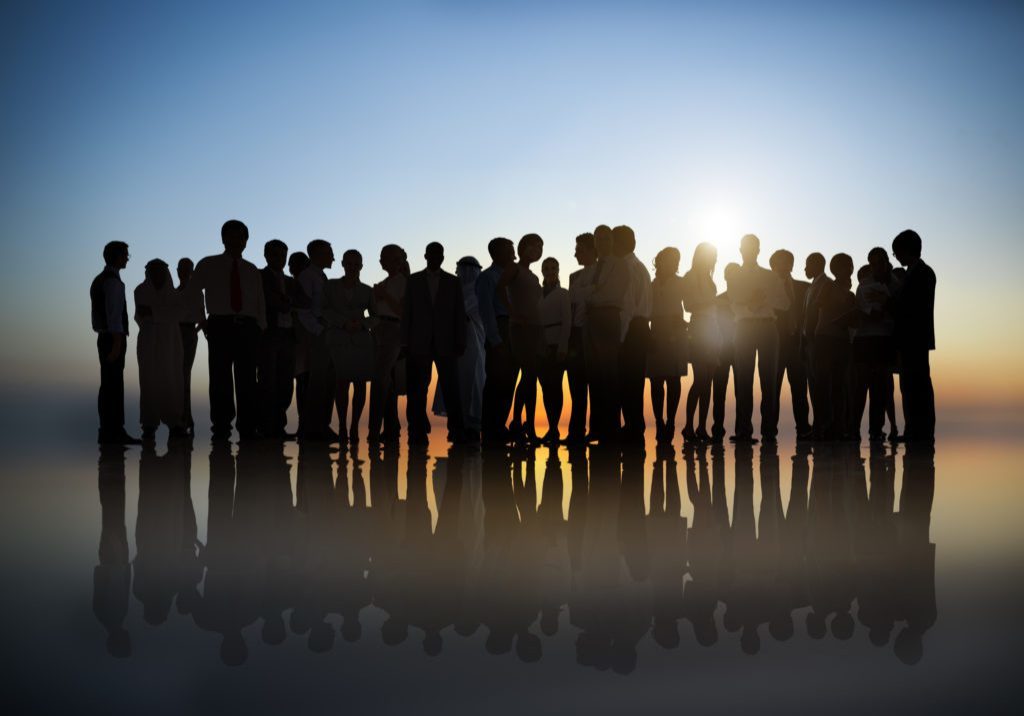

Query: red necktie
[[230, 258, 242, 313]]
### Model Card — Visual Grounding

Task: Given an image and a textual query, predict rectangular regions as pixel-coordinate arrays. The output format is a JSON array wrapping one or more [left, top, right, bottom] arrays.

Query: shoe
[[730, 435, 758, 445], [366, 431, 382, 444], [98, 431, 143, 446], [695, 429, 712, 443], [141, 426, 157, 441], [681, 426, 696, 443]]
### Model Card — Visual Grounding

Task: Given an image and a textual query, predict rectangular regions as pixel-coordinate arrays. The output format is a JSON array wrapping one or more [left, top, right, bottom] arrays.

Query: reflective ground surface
[[3, 432, 1022, 714]]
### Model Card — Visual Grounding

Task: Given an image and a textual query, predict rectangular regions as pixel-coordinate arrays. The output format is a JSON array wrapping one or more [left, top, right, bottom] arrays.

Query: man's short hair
[[575, 232, 595, 252], [612, 225, 636, 252], [264, 239, 287, 256], [806, 252, 826, 273], [892, 229, 922, 258], [103, 241, 128, 264], [307, 239, 330, 256], [487, 237, 511, 260], [769, 249, 794, 271], [221, 219, 249, 243], [867, 246, 889, 263]]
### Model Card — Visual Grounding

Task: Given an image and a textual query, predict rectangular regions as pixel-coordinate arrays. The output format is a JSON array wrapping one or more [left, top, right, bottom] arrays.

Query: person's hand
[[106, 334, 123, 362]]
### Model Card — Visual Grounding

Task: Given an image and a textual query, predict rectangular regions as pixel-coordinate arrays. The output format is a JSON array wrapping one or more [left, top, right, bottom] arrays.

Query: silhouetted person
[[566, 233, 597, 444], [710, 263, 739, 442], [682, 444, 725, 646], [888, 229, 936, 442], [91, 241, 140, 444], [769, 249, 811, 438], [615, 225, 652, 444], [812, 254, 856, 440], [730, 234, 789, 443], [585, 224, 629, 443], [94, 446, 132, 656], [190, 220, 267, 440], [802, 252, 832, 437], [402, 242, 467, 445], [134, 259, 186, 439], [477, 237, 518, 444], [324, 249, 376, 443], [296, 239, 336, 441], [852, 248, 900, 441], [501, 233, 545, 443], [648, 248, 687, 442], [434, 256, 486, 440], [538, 256, 570, 444], [257, 239, 296, 439], [176, 258, 203, 433], [680, 243, 720, 442], [648, 443, 686, 649], [288, 251, 312, 432], [368, 244, 408, 443]]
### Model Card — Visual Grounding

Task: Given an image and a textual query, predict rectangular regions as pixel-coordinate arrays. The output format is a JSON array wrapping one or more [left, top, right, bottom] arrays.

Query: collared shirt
[[587, 255, 630, 310], [375, 273, 407, 319], [568, 264, 597, 328], [623, 253, 653, 328], [730, 263, 790, 321], [191, 252, 267, 329], [856, 275, 899, 337], [540, 283, 571, 353], [476, 263, 509, 346], [297, 264, 327, 335], [425, 269, 442, 303], [99, 265, 127, 335], [265, 268, 293, 329]]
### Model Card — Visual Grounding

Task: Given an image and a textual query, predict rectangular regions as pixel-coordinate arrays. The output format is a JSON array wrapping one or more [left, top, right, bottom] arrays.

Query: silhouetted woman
[[647, 248, 688, 442], [538, 257, 571, 444], [679, 243, 721, 442], [499, 234, 544, 443], [324, 249, 376, 443]]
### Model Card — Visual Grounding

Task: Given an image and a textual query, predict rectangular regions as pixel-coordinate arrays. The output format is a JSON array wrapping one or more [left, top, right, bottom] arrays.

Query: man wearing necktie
[[191, 220, 267, 440]]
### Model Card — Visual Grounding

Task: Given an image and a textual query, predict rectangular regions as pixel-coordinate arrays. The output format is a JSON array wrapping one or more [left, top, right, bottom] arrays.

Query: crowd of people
[[94, 440, 936, 668], [90, 221, 936, 446]]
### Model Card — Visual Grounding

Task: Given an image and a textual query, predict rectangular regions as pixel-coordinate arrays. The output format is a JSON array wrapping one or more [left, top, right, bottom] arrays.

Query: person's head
[[424, 241, 444, 270], [574, 232, 596, 266], [423, 631, 443, 657], [891, 229, 922, 267], [739, 234, 760, 264], [654, 247, 681, 278], [306, 239, 334, 270], [691, 242, 717, 275], [517, 233, 544, 263], [769, 249, 795, 277], [893, 627, 923, 665], [145, 259, 170, 290], [487, 237, 515, 267], [515, 632, 542, 663], [379, 244, 406, 274], [308, 622, 335, 653], [594, 224, 613, 257], [261, 614, 286, 645], [768, 614, 795, 642], [831, 611, 855, 640], [176, 257, 193, 284], [221, 219, 249, 257], [723, 261, 741, 290], [341, 249, 363, 278], [103, 241, 129, 270], [264, 239, 288, 271], [804, 252, 826, 280], [856, 264, 872, 284], [867, 246, 892, 282], [381, 618, 408, 646], [220, 632, 248, 666], [288, 251, 310, 278], [456, 256, 482, 285], [612, 225, 635, 257], [541, 257, 560, 285], [829, 253, 854, 283]]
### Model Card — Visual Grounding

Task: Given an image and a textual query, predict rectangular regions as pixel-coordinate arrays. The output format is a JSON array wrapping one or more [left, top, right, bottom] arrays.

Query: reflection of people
[[894, 443, 936, 664], [94, 446, 132, 656], [134, 259, 186, 439]]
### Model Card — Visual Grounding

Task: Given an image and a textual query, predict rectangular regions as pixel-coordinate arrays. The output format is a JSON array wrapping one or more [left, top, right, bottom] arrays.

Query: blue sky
[[1, 0, 1022, 406]]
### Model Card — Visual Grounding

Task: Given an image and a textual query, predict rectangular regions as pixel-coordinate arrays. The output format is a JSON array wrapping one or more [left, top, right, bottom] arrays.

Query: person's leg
[[405, 355, 431, 442], [666, 377, 681, 434], [650, 380, 666, 435], [787, 340, 811, 435], [732, 323, 756, 439], [757, 323, 780, 440], [383, 372, 401, 439], [566, 328, 588, 440], [234, 321, 261, 437], [683, 374, 699, 436], [695, 364, 712, 435], [335, 380, 351, 437], [435, 355, 465, 440], [206, 320, 235, 436], [867, 361, 885, 439], [883, 372, 898, 436], [369, 323, 400, 440], [810, 337, 831, 439], [257, 331, 277, 435], [295, 371, 309, 434], [277, 336, 296, 433], [350, 381, 366, 440], [621, 320, 648, 438], [180, 325, 198, 430], [711, 357, 730, 439]]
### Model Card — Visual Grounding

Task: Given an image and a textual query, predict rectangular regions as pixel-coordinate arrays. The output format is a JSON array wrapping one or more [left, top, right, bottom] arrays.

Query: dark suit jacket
[[803, 275, 833, 337], [891, 259, 936, 351], [402, 269, 467, 357], [261, 267, 291, 330], [777, 277, 810, 338]]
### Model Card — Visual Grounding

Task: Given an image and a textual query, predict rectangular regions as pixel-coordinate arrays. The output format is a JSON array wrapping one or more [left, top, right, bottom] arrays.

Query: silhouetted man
[[288, 251, 311, 431], [769, 249, 811, 438], [615, 225, 652, 444], [91, 241, 140, 444], [889, 229, 936, 442], [730, 234, 789, 443], [812, 254, 856, 440], [176, 258, 203, 433], [369, 244, 408, 443], [802, 252, 831, 435], [191, 220, 267, 440], [477, 237, 517, 444], [403, 242, 468, 445], [94, 446, 132, 656], [257, 239, 295, 439], [710, 263, 739, 442], [585, 224, 629, 443], [566, 233, 597, 444], [296, 239, 336, 441]]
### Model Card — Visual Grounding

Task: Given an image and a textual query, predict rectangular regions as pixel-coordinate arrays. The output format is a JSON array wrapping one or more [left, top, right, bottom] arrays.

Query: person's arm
[[496, 264, 517, 313], [254, 271, 267, 331], [132, 285, 148, 328], [363, 285, 379, 330], [104, 276, 126, 360], [557, 289, 571, 358], [453, 279, 467, 356], [296, 272, 322, 335], [476, 271, 501, 347], [400, 278, 412, 349]]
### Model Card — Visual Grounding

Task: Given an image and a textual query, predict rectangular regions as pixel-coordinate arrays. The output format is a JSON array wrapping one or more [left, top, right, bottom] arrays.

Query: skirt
[[647, 315, 689, 378], [687, 313, 722, 366]]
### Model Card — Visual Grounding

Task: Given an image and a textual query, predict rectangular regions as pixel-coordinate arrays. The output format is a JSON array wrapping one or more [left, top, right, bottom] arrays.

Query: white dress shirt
[[297, 265, 328, 335], [623, 252, 653, 335], [730, 263, 790, 320], [191, 252, 267, 329], [540, 284, 572, 354], [587, 255, 630, 310], [568, 264, 597, 328], [856, 275, 899, 337]]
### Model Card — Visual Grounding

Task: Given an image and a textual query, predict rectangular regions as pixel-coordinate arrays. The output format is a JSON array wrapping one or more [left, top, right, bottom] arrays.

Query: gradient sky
[[1, 0, 1022, 415]]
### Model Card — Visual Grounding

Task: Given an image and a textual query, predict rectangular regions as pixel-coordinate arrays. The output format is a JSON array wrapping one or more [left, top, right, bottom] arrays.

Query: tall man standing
[[769, 249, 811, 439], [91, 241, 141, 445], [190, 220, 266, 440], [566, 232, 597, 444], [368, 244, 408, 443], [402, 242, 467, 445], [476, 237, 517, 444], [296, 239, 335, 441], [176, 258, 204, 434], [801, 252, 831, 437], [889, 229, 936, 442], [615, 225, 652, 444], [730, 234, 789, 444], [258, 239, 296, 439]]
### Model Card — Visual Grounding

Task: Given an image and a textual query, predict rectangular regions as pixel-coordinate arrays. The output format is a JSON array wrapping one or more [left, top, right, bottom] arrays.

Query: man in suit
[[888, 230, 936, 442], [476, 237, 517, 444], [190, 220, 267, 440], [91, 241, 141, 445], [402, 242, 468, 445], [566, 233, 597, 444], [769, 249, 811, 439], [257, 239, 296, 439], [614, 225, 652, 445], [801, 252, 831, 437]]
